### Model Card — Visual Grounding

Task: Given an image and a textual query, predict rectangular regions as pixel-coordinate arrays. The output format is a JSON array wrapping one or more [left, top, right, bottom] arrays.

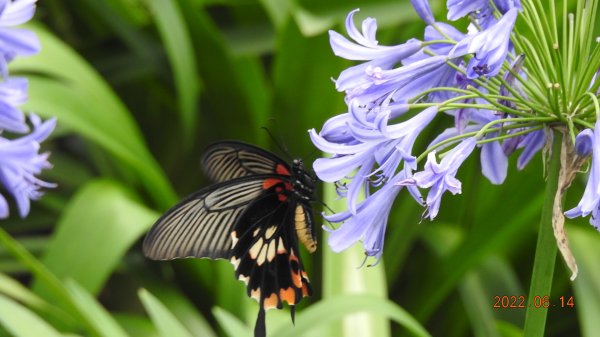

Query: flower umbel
[[310, 0, 600, 271]]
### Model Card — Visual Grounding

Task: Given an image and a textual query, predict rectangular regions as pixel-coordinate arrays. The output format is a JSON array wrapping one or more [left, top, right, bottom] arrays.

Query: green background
[[0, 0, 598, 336]]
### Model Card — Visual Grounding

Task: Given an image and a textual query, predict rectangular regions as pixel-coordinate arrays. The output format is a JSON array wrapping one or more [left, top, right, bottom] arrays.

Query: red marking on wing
[[263, 178, 282, 190], [276, 164, 291, 176]]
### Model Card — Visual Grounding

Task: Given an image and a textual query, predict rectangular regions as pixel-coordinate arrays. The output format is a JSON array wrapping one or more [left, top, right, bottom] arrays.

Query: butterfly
[[143, 141, 318, 337]]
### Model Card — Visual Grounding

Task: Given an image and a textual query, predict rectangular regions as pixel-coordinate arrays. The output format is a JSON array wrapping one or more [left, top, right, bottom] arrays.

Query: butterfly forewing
[[143, 177, 269, 260], [202, 141, 291, 183]]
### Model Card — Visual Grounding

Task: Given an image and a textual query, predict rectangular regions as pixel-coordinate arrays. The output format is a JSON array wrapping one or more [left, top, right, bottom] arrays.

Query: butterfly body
[[143, 141, 317, 337]]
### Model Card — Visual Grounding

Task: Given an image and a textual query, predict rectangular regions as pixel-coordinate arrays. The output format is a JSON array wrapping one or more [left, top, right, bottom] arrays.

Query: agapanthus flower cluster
[[0, 0, 55, 219], [310, 0, 600, 267]]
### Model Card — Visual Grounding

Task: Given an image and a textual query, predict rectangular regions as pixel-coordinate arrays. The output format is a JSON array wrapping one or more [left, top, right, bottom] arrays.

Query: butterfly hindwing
[[229, 191, 312, 312]]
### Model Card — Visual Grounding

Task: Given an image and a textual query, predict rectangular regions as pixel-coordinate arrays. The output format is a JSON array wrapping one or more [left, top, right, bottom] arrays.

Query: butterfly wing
[[143, 176, 276, 260], [202, 141, 292, 182], [229, 192, 312, 312]]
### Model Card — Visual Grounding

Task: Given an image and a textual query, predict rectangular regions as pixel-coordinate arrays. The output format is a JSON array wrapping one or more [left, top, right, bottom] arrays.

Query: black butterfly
[[143, 141, 318, 337]]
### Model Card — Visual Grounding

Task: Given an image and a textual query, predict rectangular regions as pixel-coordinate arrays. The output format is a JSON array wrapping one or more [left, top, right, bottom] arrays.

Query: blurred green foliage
[[0, 0, 597, 336]]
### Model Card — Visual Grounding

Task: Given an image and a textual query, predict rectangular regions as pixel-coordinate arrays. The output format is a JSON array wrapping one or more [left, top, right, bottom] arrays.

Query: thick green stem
[[522, 131, 561, 336]]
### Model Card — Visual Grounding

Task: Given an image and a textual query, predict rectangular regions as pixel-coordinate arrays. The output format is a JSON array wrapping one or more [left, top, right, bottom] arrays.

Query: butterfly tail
[[254, 307, 266, 337]]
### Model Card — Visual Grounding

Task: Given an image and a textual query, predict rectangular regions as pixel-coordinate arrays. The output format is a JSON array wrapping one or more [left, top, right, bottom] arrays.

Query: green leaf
[[139, 289, 194, 337], [569, 226, 600, 337], [11, 24, 177, 209], [212, 307, 253, 337], [142, 0, 201, 143], [271, 294, 432, 337], [34, 180, 158, 296], [0, 272, 75, 328], [0, 294, 63, 337], [137, 273, 218, 337], [64, 280, 129, 337], [113, 314, 159, 337]]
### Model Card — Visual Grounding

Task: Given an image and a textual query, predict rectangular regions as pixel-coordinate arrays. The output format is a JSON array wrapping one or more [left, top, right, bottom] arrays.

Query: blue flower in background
[[0, 114, 55, 218], [0, 77, 28, 133], [0, 0, 54, 219], [0, 0, 40, 77]]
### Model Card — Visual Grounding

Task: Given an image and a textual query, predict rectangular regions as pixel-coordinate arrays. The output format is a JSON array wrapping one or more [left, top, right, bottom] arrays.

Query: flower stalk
[[523, 130, 561, 337]]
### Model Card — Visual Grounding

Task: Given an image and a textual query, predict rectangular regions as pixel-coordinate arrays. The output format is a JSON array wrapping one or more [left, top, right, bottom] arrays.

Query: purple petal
[[313, 151, 372, 182], [0, 0, 36, 26], [517, 129, 546, 170], [0, 28, 40, 56], [447, 0, 487, 21], [575, 128, 593, 156], [410, 0, 435, 24], [481, 140, 507, 184]]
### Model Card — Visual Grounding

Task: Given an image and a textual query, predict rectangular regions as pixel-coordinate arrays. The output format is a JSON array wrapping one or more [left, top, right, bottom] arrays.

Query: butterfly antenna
[[315, 199, 336, 216], [261, 125, 293, 161]]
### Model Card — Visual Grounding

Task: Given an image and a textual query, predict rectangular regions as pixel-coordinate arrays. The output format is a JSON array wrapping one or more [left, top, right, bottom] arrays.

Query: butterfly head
[[291, 159, 316, 201]]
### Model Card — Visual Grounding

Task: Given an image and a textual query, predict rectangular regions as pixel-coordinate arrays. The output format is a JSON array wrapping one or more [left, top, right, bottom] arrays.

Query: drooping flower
[[565, 123, 600, 230], [0, 114, 56, 218], [325, 172, 405, 261]]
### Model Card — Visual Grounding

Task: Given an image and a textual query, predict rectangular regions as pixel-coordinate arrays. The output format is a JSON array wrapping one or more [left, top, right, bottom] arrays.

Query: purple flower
[[0, 0, 40, 77], [0, 113, 56, 218], [452, 8, 518, 78], [331, 9, 423, 104], [400, 137, 477, 219], [325, 172, 405, 261], [310, 103, 436, 212], [565, 122, 600, 230], [0, 77, 28, 133]]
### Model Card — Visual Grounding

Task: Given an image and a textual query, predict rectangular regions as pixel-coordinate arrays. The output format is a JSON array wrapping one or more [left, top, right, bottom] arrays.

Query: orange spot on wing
[[279, 287, 297, 305], [301, 283, 310, 297], [264, 293, 279, 310], [292, 271, 302, 288]]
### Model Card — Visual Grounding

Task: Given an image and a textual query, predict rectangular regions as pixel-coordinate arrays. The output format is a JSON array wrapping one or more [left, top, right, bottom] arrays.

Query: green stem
[[522, 131, 561, 337], [322, 180, 390, 337]]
